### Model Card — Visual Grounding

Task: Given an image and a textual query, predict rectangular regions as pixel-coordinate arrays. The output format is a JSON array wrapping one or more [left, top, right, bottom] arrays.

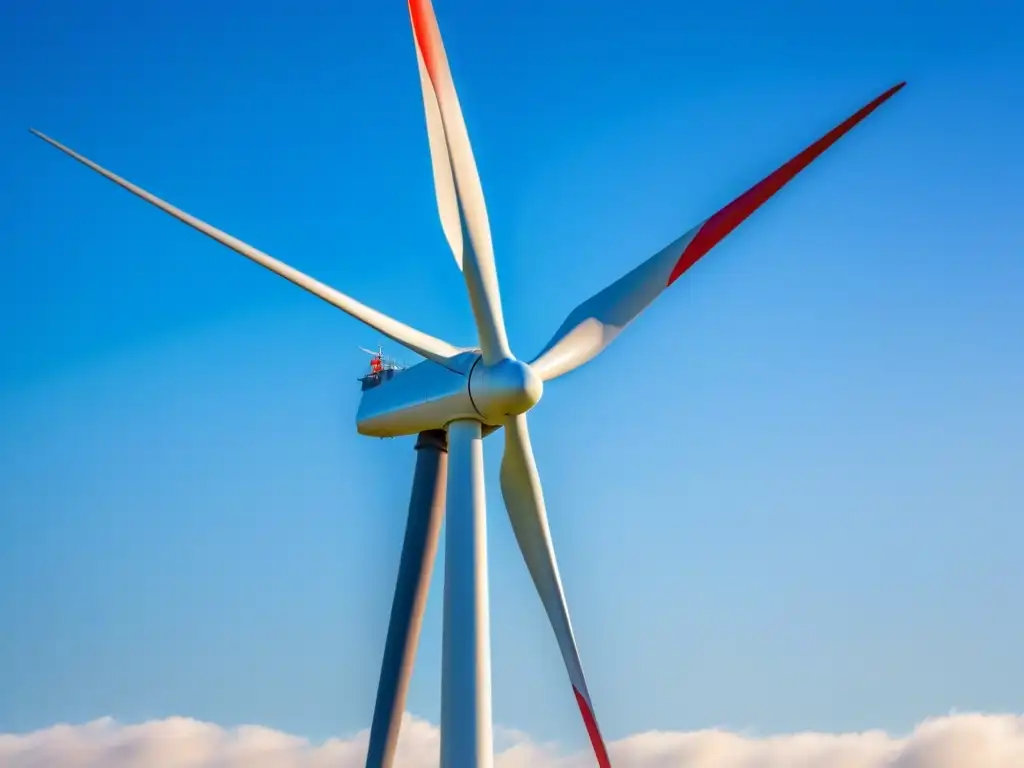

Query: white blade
[[530, 82, 906, 382], [30, 129, 464, 369], [414, 33, 462, 270], [408, 0, 511, 364], [499, 414, 612, 768]]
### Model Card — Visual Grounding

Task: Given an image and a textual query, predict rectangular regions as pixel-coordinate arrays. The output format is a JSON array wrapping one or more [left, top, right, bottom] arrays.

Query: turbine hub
[[469, 357, 543, 421]]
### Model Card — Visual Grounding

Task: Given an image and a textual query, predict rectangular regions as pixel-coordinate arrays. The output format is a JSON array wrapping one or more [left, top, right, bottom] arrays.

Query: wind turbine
[[29, 1, 904, 765]]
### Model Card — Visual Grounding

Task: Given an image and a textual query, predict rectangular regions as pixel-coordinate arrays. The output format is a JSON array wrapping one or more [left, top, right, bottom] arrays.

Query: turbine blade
[[413, 31, 462, 270], [530, 82, 906, 382], [366, 431, 447, 768], [29, 129, 464, 369], [408, 0, 511, 364], [499, 414, 611, 768]]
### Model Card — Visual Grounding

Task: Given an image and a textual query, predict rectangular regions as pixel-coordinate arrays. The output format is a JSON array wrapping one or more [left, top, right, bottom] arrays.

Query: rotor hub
[[469, 357, 543, 422]]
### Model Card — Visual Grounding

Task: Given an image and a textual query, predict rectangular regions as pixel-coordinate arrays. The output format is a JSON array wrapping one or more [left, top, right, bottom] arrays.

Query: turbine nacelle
[[354, 353, 542, 438]]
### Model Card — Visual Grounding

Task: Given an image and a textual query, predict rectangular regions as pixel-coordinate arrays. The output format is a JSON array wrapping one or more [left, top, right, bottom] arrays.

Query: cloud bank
[[1, 712, 1022, 767]]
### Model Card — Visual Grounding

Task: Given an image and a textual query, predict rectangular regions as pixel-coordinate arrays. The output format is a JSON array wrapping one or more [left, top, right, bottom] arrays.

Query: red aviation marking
[[409, 0, 442, 90], [573, 686, 612, 768], [666, 82, 906, 287]]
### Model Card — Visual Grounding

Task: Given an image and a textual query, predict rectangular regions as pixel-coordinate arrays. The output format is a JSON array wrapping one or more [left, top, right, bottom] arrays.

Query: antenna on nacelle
[[357, 344, 404, 390]]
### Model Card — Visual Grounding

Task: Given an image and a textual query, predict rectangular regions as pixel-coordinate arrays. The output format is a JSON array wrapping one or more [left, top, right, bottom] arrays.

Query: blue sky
[[2, 0, 1022, 753]]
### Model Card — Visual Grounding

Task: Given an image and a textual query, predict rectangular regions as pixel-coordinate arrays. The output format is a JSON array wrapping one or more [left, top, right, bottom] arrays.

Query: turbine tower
[[29, 1, 905, 765]]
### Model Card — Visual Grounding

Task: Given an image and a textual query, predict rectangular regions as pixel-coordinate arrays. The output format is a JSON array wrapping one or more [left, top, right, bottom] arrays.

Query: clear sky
[[1, 0, 1022, 755]]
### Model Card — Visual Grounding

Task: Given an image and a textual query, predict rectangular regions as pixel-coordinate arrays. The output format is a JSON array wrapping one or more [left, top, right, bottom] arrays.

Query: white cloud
[[0, 713, 1022, 767]]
